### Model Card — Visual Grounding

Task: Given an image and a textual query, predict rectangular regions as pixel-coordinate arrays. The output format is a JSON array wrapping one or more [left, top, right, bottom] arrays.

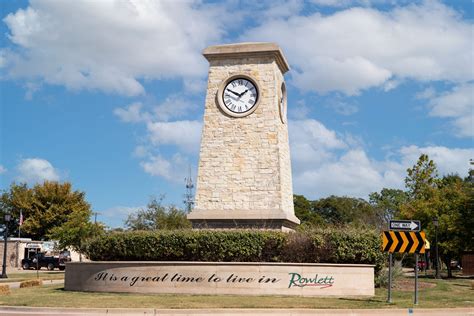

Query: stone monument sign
[[187, 43, 300, 230]]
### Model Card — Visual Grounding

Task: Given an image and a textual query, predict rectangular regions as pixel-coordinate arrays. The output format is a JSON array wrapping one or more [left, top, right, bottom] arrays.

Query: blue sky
[[0, 0, 472, 228]]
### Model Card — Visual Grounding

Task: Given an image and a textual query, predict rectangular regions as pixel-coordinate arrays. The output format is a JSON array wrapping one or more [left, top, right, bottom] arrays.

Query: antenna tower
[[184, 166, 194, 213]]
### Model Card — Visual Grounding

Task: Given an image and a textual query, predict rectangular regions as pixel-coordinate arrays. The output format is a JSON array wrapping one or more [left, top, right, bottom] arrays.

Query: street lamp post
[[1, 213, 12, 279], [433, 217, 440, 279]]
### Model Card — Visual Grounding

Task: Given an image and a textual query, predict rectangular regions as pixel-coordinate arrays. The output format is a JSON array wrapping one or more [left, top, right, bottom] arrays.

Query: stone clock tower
[[187, 42, 300, 231]]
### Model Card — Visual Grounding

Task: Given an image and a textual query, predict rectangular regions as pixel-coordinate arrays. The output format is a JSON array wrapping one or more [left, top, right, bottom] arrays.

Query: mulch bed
[[394, 278, 436, 291]]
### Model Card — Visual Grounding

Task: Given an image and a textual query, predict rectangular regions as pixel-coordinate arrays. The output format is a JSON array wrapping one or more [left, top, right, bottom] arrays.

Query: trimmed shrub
[[84, 228, 384, 273], [19, 279, 43, 288]]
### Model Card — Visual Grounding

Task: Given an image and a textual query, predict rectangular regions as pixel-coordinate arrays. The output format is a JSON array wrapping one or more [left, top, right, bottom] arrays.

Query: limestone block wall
[[194, 56, 294, 218]]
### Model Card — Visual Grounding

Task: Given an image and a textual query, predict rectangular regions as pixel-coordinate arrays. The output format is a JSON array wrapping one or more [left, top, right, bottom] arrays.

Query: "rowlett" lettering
[[287, 272, 335, 289]]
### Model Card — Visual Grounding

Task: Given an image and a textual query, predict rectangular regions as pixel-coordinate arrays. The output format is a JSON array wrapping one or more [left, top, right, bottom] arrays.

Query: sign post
[[383, 220, 425, 305], [387, 253, 392, 303], [414, 253, 418, 305]]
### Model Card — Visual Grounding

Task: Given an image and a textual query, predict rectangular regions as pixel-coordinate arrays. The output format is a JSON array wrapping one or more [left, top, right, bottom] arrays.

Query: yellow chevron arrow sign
[[382, 231, 426, 253]]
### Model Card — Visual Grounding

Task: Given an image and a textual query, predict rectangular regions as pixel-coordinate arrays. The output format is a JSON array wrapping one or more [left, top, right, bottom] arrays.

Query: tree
[[312, 195, 377, 227], [435, 174, 473, 277], [49, 209, 104, 260], [0, 181, 94, 240], [400, 154, 440, 226], [369, 188, 409, 229], [125, 197, 191, 230], [293, 194, 324, 227], [405, 154, 438, 200], [400, 154, 473, 277], [0, 183, 33, 236]]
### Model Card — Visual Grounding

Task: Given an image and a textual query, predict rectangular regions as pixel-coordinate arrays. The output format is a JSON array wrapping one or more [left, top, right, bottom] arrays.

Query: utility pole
[[183, 166, 194, 213], [93, 212, 101, 224]]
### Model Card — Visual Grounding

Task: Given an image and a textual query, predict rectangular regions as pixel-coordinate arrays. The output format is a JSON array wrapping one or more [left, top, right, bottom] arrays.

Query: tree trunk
[[443, 255, 452, 278]]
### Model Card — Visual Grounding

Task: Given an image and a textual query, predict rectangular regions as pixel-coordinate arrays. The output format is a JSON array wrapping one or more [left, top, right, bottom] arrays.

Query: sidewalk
[[0, 307, 472, 316]]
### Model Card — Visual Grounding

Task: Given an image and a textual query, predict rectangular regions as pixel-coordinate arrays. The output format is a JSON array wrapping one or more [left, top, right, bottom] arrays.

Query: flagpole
[[18, 210, 22, 239]]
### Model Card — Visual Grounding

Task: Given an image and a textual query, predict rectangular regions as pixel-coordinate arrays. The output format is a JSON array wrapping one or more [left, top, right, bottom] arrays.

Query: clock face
[[221, 78, 259, 115]]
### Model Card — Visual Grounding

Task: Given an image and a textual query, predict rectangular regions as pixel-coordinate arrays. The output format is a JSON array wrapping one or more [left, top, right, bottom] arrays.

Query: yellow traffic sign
[[382, 231, 426, 253]]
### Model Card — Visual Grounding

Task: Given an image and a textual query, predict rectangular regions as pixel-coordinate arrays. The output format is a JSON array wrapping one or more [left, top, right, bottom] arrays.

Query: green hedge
[[84, 228, 385, 272]]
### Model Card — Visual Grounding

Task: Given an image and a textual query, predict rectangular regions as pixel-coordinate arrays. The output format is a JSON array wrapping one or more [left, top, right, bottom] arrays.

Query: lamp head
[[433, 217, 439, 227], [4, 213, 11, 222]]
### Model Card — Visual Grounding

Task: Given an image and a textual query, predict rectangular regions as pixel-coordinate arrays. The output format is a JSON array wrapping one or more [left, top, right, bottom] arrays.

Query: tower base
[[187, 209, 300, 231]]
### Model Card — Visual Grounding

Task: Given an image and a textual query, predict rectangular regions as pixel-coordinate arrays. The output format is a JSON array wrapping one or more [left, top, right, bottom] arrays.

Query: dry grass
[[19, 279, 43, 288], [0, 285, 10, 295]]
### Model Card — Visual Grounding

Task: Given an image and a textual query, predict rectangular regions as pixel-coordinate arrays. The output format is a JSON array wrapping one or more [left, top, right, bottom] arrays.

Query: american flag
[[19, 210, 23, 226]]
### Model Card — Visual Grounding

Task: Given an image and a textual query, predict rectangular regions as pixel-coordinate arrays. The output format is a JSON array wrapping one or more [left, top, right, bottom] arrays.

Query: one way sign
[[389, 220, 421, 232]]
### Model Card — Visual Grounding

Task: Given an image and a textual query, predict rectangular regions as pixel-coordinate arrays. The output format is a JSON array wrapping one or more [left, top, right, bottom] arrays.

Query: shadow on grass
[[338, 297, 386, 303]]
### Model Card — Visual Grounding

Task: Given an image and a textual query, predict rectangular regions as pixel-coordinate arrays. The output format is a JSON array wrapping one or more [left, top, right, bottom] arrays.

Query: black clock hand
[[227, 89, 240, 97], [239, 89, 249, 97]]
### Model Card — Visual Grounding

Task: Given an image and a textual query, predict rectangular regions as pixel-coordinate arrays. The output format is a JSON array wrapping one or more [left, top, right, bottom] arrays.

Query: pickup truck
[[21, 252, 69, 271]]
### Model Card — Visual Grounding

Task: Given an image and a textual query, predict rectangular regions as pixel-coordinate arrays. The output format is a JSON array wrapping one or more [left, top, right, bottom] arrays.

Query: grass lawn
[[0, 277, 472, 309]]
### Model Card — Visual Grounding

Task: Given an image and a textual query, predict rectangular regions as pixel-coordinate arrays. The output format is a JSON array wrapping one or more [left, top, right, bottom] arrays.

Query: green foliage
[[399, 154, 473, 277], [293, 194, 384, 229], [405, 153, 438, 200], [125, 197, 191, 230], [0, 181, 93, 240], [293, 194, 324, 227], [83, 228, 385, 273], [369, 188, 408, 229], [312, 195, 378, 227], [49, 209, 104, 253]]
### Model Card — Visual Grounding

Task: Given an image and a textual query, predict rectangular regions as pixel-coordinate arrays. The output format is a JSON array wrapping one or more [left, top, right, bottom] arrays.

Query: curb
[[0, 307, 472, 316]]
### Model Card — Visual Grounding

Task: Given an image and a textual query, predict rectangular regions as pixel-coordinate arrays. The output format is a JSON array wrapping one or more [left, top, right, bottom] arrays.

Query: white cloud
[[310, 0, 402, 7], [289, 119, 346, 174], [101, 205, 144, 228], [113, 102, 150, 123], [114, 98, 202, 180], [293, 149, 394, 198], [289, 120, 474, 199], [427, 84, 473, 137], [16, 158, 60, 184], [153, 96, 196, 122], [140, 153, 189, 182], [146, 120, 202, 153], [2, 0, 227, 96], [0, 165, 6, 174], [290, 119, 346, 149], [243, 1, 472, 95], [132, 145, 149, 158], [115, 96, 197, 124], [399, 145, 473, 178], [326, 99, 359, 115]]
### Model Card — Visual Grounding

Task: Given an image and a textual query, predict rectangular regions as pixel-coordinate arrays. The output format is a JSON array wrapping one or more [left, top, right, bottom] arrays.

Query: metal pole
[[414, 253, 418, 305], [1, 225, 8, 278], [36, 249, 39, 279], [435, 225, 439, 278], [387, 253, 392, 303]]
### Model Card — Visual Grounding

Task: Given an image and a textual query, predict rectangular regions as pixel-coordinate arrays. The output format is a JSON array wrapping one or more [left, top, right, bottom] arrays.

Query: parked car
[[21, 252, 70, 271]]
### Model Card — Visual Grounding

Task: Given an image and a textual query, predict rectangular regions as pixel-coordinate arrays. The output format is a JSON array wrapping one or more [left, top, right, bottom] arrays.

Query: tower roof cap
[[203, 42, 290, 74]]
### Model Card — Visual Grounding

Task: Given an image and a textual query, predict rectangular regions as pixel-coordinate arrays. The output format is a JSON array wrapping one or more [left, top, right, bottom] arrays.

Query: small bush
[[19, 279, 43, 288], [375, 260, 403, 288], [0, 285, 10, 295]]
